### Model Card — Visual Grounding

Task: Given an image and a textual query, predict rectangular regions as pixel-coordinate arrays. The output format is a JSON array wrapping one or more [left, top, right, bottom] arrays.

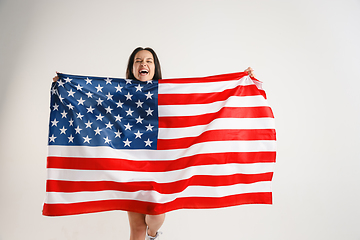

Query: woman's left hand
[[244, 67, 255, 78]]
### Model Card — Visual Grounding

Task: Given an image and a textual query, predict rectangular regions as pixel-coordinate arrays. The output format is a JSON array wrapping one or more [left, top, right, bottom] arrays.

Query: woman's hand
[[53, 72, 59, 82], [244, 67, 255, 78]]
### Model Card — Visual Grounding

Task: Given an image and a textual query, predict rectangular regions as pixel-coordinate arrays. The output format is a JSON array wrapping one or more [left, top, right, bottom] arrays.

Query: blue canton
[[48, 73, 158, 149]]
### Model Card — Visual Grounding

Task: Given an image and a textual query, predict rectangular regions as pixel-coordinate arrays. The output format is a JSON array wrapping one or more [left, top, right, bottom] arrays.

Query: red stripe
[[158, 85, 266, 105], [159, 72, 248, 84], [47, 152, 276, 172], [46, 172, 273, 193], [157, 129, 276, 150], [158, 106, 274, 128], [42, 192, 272, 216]]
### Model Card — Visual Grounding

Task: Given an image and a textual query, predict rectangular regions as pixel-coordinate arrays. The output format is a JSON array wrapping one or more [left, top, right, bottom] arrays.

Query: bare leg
[[145, 214, 165, 237], [127, 212, 147, 240]]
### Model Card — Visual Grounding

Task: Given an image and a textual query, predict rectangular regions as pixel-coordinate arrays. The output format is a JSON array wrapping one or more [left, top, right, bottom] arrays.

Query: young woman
[[53, 47, 255, 240], [124, 47, 165, 240]]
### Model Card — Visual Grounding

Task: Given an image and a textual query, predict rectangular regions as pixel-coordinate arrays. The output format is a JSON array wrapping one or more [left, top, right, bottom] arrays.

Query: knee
[[129, 218, 146, 232], [146, 214, 165, 225], [128, 212, 147, 237]]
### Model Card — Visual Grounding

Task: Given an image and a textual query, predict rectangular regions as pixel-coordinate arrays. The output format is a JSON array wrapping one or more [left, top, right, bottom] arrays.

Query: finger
[[245, 67, 255, 77], [244, 67, 253, 73]]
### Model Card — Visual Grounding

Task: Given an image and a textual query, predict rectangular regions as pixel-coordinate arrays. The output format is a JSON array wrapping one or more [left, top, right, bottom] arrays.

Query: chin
[[136, 76, 151, 82]]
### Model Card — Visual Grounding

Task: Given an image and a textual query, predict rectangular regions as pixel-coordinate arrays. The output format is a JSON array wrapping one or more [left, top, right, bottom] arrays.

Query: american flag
[[43, 72, 276, 216]]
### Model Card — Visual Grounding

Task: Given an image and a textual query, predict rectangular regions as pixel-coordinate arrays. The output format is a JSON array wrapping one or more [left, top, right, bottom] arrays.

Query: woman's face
[[132, 50, 155, 82]]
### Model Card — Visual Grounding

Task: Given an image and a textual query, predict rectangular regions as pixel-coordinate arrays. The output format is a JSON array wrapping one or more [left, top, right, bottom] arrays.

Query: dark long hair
[[126, 47, 162, 80]]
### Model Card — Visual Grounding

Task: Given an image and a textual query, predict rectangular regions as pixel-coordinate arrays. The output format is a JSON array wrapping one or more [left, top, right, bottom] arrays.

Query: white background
[[1, 0, 360, 239]]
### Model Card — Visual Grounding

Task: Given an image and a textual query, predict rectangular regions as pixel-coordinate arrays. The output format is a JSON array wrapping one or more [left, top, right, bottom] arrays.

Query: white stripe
[[158, 118, 275, 139], [47, 162, 275, 183], [45, 181, 272, 204], [158, 95, 268, 117], [48, 140, 276, 160], [159, 75, 254, 94]]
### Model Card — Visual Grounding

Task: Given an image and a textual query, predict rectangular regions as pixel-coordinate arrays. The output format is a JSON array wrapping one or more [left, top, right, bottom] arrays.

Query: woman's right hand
[[53, 72, 59, 82]]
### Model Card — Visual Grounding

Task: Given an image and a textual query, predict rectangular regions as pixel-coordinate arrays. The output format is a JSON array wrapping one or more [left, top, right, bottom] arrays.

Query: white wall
[[1, 0, 360, 239]]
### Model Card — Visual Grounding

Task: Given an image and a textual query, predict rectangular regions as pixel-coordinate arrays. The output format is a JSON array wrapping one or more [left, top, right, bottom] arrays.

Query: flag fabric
[[43, 72, 276, 216]]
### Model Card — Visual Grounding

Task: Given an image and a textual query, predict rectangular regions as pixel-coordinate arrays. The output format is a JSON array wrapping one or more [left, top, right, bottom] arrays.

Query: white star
[[49, 134, 57, 142], [85, 77, 92, 84], [116, 100, 124, 108], [53, 103, 59, 111], [95, 84, 103, 92], [83, 135, 92, 143], [135, 100, 144, 108], [51, 88, 57, 95], [76, 112, 84, 120], [147, 80, 153, 84], [144, 138, 153, 147], [67, 89, 75, 97], [145, 124, 154, 131], [69, 118, 74, 126], [57, 80, 65, 87], [105, 106, 113, 114], [75, 126, 82, 134], [85, 120, 93, 128], [67, 103, 74, 110], [126, 108, 134, 116], [123, 138, 132, 147], [60, 126, 67, 134], [75, 84, 83, 91], [145, 107, 154, 116], [106, 92, 113, 100], [96, 98, 104, 106], [86, 106, 95, 113], [105, 122, 113, 129], [135, 84, 143, 92], [104, 136, 111, 144], [114, 114, 123, 122], [134, 130, 143, 139], [96, 113, 104, 121], [145, 91, 154, 99], [94, 127, 102, 135], [104, 77, 112, 84], [58, 94, 64, 102], [125, 92, 133, 100], [77, 97, 85, 105], [85, 92, 93, 98], [68, 134, 74, 143], [115, 84, 123, 92], [51, 118, 59, 126], [64, 77, 72, 83], [114, 129, 122, 138], [61, 110, 68, 118], [125, 79, 132, 84], [124, 123, 133, 131], [135, 116, 144, 124]]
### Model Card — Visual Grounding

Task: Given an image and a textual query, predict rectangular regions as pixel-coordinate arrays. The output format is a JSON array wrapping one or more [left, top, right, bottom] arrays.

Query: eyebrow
[[135, 57, 153, 60]]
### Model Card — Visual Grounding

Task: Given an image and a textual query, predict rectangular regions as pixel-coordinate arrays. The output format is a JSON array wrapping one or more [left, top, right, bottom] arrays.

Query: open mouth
[[139, 69, 149, 76]]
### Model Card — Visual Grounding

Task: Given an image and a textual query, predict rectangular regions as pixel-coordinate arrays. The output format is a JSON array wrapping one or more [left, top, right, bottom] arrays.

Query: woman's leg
[[145, 214, 165, 237], [127, 211, 147, 240]]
